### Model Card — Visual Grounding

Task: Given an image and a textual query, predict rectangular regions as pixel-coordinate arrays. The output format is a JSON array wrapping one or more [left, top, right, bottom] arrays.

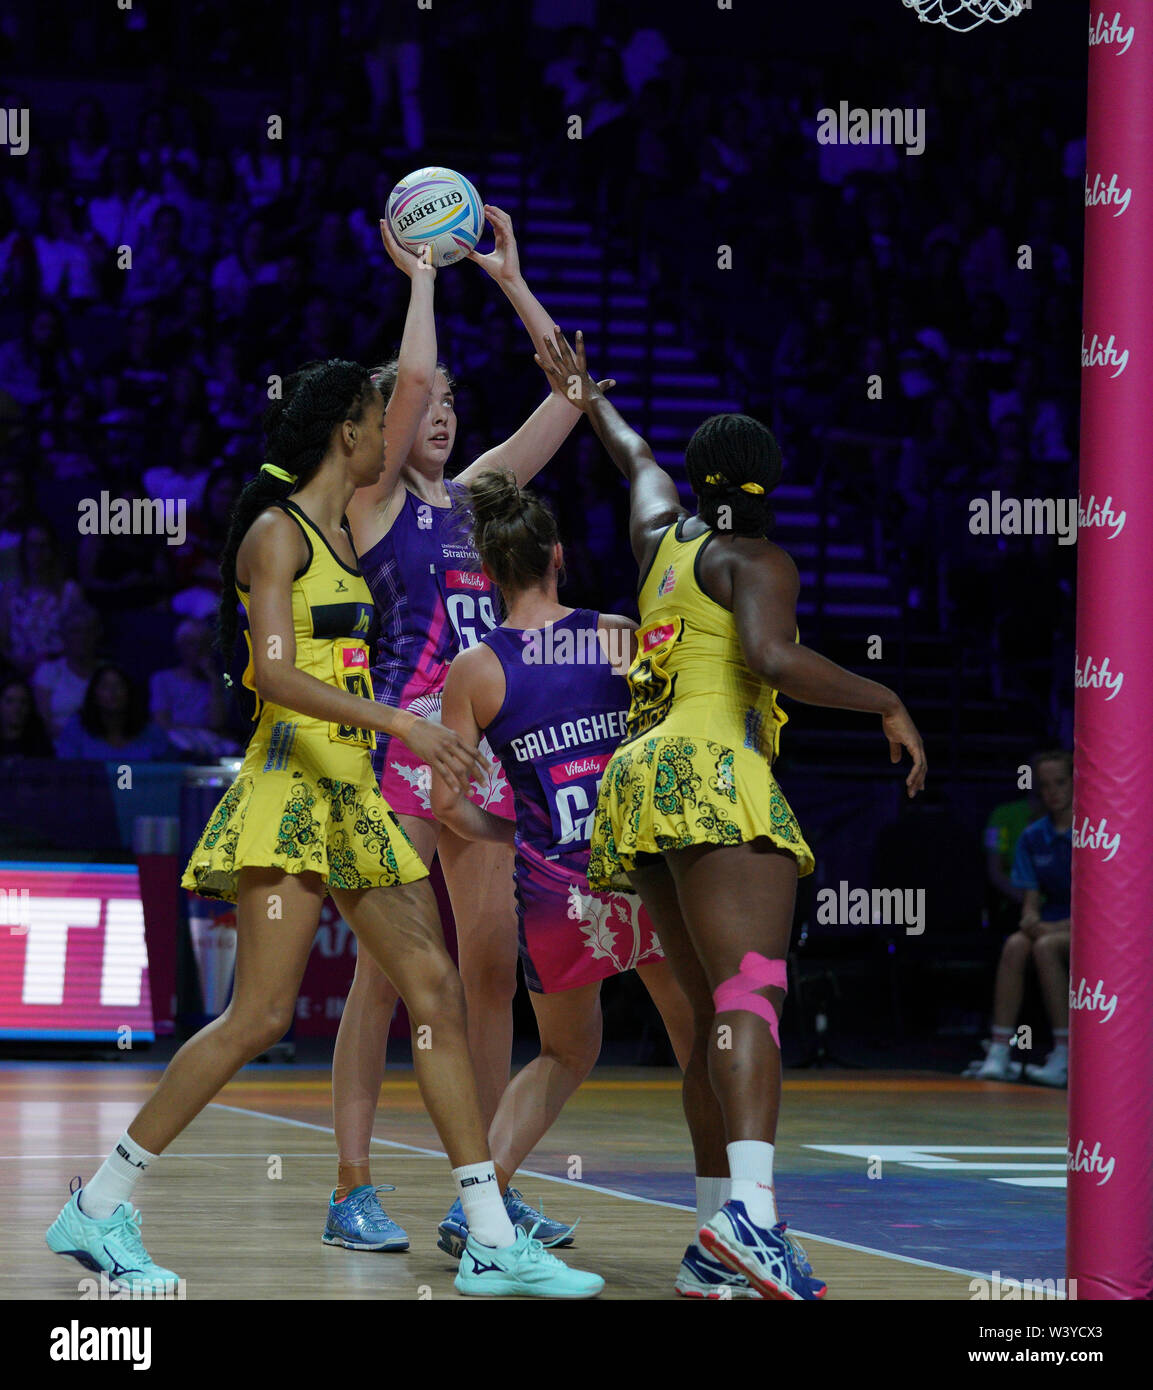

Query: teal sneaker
[[322, 1184, 409, 1251], [46, 1181, 180, 1294], [453, 1226, 604, 1299]]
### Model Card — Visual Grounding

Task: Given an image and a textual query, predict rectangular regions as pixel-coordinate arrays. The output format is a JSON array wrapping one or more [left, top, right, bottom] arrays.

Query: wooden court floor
[[2, 1065, 1066, 1301]]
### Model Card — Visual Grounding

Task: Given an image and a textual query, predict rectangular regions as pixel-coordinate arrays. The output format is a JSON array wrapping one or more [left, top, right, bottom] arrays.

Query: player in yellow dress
[[537, 330, 926, 1301], [46, 353, 603, 1300]]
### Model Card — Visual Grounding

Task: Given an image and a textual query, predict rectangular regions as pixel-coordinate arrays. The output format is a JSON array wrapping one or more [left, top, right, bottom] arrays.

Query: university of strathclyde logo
[[657, 565, 676, 597]]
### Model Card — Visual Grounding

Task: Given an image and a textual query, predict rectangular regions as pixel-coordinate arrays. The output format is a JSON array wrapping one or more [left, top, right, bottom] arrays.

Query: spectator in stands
[[121, 203, 193, 308], [0, 520, 85, 675], [56, 662, 173, 761], [76, 483, 171, 613], [33, 189, 103, 302], [210, 217, 278, 321], [963, 750, 1073, 1085], [0, 676, 55, 758], [86, 149, 159, 254], [149, 619, 238, 758], [0, 303, 85, 410], [983, 784, 1040, 934], [32, 602, 104, 741], [66, 97, 111, 190]]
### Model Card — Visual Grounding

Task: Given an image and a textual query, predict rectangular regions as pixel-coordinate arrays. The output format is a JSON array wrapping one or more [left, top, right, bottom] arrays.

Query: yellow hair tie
[[261, 463, 298, 484], [704, 473, 764, 495]]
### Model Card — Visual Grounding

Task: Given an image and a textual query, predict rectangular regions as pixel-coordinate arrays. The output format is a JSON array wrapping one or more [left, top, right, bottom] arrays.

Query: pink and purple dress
[[359, 481, 515, 822], [479, 609, 665, 994]]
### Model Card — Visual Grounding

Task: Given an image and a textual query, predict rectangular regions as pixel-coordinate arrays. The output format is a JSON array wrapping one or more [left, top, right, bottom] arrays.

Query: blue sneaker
[[699, 1200, 827, 1301], [675, 1242, 761, 1299], [46, 1181, 180, 1294], [454, 1227, 603, 1299], [436, 1198, 469, 1258], [322, 1184, 409, 1251], [503, 1187, 577, 1248], [437, 1188, 577, 1258]]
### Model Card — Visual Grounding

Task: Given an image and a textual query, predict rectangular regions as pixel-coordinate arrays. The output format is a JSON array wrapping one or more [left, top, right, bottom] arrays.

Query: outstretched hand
[[379, 219, 436, 281], [467, 204, 521, 284], [535, 328, 615, 411]]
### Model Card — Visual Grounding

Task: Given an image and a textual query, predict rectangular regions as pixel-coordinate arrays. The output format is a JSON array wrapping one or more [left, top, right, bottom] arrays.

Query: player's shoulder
[[597, 611, 638, 633], [243, 502, 307, 558], [715, 532, 798, 580]]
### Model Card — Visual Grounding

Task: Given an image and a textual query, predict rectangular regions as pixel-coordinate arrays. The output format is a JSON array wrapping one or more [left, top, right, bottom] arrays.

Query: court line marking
[[211, 1102, 998, 1283]]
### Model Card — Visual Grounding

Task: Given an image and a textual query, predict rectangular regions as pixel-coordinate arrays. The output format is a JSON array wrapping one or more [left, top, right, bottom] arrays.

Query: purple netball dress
[[358, 480, 515, 821], [480, 608, 664, 993]]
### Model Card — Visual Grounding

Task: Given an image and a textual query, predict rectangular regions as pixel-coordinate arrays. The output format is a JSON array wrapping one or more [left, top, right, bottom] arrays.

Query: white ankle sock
[[696, 1175, 730, 1224], [453, 1162, 515, 1248], [727, 1141, 778, 1227], [81, 1131, 157, 1219]]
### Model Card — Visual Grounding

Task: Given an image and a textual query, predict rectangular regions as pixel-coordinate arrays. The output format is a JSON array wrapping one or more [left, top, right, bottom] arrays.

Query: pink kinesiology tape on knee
[[713, 952, 788, 1045]]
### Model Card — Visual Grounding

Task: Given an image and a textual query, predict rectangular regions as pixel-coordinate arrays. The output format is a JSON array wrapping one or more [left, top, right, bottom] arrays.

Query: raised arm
[[729, 543, 927, 797], [429, 647, 516, 845], [243, 507, 488, 794], [536, 327, 683, 565], [348, 225, 438, 520], [456, 206, 597, 488]]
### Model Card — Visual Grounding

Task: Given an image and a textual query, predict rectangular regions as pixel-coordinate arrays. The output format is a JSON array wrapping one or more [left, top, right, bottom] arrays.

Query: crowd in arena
[[0, 3, 1079, 778]]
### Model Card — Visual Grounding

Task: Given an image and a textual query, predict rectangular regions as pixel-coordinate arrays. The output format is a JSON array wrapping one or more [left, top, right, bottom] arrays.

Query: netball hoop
[[901, 0, 1027, 31]]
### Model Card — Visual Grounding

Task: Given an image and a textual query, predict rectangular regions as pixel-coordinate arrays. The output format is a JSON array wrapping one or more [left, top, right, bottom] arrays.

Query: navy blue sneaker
[[322, 1185, 409, 1251], [675, 1242, 760, 1299], [437, 1188, 577, 1259], [699, 1200, 826, 1301], [436, 1198, 469, 1258]]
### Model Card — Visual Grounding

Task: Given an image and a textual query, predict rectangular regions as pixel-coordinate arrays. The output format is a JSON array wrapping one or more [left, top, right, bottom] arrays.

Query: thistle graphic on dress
[[391, 761, 432, 811], [469, 737, 509, 810], [566, 884, 648, 971]]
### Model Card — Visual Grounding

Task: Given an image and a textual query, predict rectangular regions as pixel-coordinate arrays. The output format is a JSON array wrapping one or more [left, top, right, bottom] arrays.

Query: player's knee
[[1031, 932, 1061, 959], [408, 959, 467, 1029], [461, 952, 517, 1009], [712, 952, 787, 1045], [1002, 932, 1032, 964], [545, 1024, 602, 1079], [226, 1003, 294, 1056]]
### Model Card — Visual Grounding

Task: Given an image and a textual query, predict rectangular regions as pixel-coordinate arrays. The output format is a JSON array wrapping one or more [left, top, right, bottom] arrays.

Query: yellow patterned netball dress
[[587, 517, 814, 892], [181, 499, 428, 903]]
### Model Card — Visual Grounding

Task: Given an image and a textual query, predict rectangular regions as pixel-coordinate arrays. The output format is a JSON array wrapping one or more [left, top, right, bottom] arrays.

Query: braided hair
[[215, 358, 376, 660], [468, 468, 559, 597], [683, 413, 782, 538]]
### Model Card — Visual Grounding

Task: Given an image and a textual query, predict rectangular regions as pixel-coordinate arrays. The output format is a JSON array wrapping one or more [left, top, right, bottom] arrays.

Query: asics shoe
[[699, 1200, 827, 1301], [46, 1181, 180, 1295], [454, 1226, 603, 1299], [675, 1242, 761, 1299], [322, 1184, 409, 1251], [437, 1188, 576, 1259]]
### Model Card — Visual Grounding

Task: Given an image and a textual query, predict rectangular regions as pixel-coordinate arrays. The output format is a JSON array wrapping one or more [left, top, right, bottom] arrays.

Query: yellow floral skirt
[[181, 767, 428, 904], [587, 733, 814, 893]]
